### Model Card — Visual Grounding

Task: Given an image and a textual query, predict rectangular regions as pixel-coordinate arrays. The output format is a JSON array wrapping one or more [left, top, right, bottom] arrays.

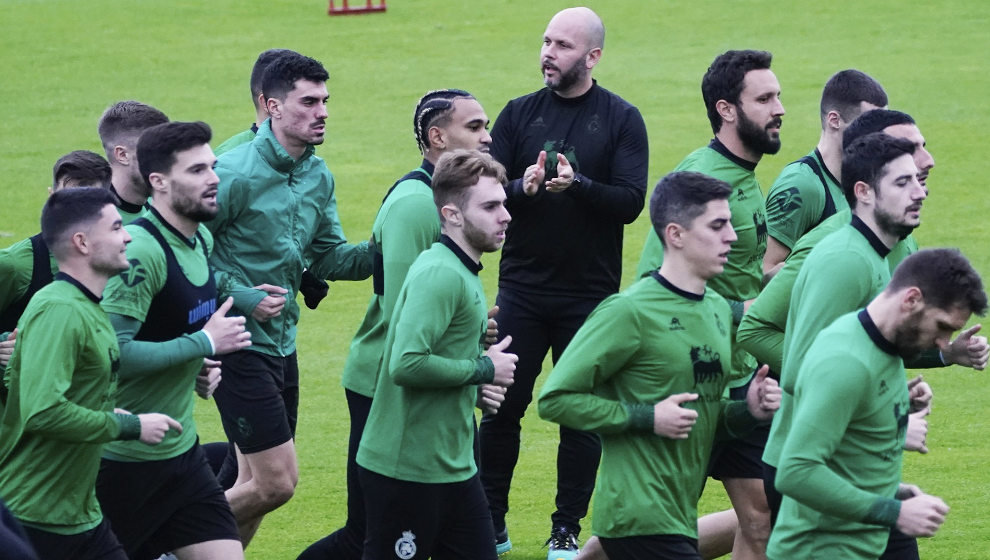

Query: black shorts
[[96, 443, 240, 558], [22, 518, 126, 560], [599, 534, 700, 560], [359, 467, 496, 560], [708, 372, 770, 480], [213, 350, 299, 453]]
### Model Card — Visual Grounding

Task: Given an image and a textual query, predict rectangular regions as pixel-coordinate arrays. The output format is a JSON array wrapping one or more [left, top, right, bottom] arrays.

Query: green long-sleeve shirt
[[357, 237, 493, 483], [637, 139, 766, 388], [101, 210, 214, 461], [0, 276, 140, 534], [768, 310, 908, 560], [342, 163, 439, 397], [539, 273, 757, 539]]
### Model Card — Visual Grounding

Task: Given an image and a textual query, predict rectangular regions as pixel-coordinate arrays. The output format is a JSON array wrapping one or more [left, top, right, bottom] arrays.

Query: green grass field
[[3, 0, 990, 558]]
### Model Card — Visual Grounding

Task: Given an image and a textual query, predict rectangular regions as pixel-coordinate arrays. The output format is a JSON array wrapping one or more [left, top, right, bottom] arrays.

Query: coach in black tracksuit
[[479, 7, 648, 553]]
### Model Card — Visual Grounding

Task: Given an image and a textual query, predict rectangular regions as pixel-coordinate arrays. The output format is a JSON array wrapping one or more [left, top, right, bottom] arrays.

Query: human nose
[[726, 223, 738, 244]]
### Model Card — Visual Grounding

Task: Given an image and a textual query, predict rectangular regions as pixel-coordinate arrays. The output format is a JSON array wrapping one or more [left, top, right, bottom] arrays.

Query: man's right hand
[[0, 328, 16, 368], [522, 151, 547, 196], [251, 283, 288, 322], [136, 413, 183, 445], [896, 493, 949, 537], [653, 393, 699, 439], [203, 297, 251, 354], [486, 335, 517, 388], [904, 406, 930, 453]]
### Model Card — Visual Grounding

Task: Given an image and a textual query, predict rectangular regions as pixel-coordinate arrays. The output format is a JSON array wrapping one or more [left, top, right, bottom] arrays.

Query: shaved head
[[549, 7, 605, 49]]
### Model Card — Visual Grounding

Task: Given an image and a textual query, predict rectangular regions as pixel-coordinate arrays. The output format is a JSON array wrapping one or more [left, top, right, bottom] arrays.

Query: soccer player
[[51, 149, 113, 193], [0, 187, 180, 560], [842, 109, 936, 272], [97, 100, 170, 223], [214, 48, 296, 156], [768, 248, 987, 560], [0, 149, 113, 367], [298, 88, 495, 560], [207, 51, 373, 546], [762, 69, 887, 277], [356, 149, 516, 560], [636, 49, 784, 560], [480, 7, 649, 555], [95, 121, 252, 559], [538, 170, 781, 560]]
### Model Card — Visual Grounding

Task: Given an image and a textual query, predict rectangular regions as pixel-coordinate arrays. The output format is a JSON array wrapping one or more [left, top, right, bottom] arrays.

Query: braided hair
[[413, 89, 474, 154]]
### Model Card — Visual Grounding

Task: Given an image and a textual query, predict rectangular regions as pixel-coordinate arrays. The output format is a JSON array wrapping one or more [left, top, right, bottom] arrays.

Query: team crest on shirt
[[394, 530, 417, 559], [690, 345, 724, 385], [735, 187, 747, 201], [586, 114, 601, 134], [120, 258, 147, 287]]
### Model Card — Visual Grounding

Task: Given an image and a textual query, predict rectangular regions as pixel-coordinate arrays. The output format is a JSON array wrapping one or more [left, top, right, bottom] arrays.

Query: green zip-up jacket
[[208, 119, 373, 356]]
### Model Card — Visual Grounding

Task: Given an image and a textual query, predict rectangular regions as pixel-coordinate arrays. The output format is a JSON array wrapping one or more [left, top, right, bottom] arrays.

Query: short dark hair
[[842, 109, 915, 149], [433, 149, 507, 223], [261, 52, 329, 102], [888, 248, 988, 316], [702, 49, 773, 134], [650, 171, 733, 246], [250, 49, 297, 107], [97, 101, 169, 157], [840, 132, 916, 208], [820, 69, 887, 127], [52, 150, 112, 191], [137, 121, 213, 189], [413, 89, 475, 154], [41, 187, 117, 258]]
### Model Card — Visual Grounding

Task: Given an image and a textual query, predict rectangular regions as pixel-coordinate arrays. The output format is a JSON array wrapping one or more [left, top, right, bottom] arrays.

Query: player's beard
[[463, 216, 501, 254], [874, 203, 918, 240], [892, 313, 927, 360], [173, 191, 218, 223], [737, 106, 782, 155]]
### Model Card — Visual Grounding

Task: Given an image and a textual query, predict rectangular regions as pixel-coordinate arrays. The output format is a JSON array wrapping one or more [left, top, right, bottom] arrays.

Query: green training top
[[214, 126, 257, 157], [538, 272, 759, 539], [636, 139, 766, 387], [0, 276, 140, 534], [738, 210, 923, 376], [768, 310, 908, 560], [356, 237, 494, 483], [0, 236, 58, 339], [100, 210, 214, 461], [764, 216, 891, 468], [738, 209, 850, 374], [764, 148, 846, 250], [341, 164, 439, 397]]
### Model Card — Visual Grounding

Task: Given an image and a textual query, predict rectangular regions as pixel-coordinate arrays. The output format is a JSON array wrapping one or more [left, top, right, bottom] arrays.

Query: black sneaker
[[545, 526, 579, 560]]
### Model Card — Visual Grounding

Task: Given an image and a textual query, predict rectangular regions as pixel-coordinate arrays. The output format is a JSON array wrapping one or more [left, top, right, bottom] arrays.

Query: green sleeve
[[737, 257, 800, 375], [715, 400, 762, 441], [635, 230, 664, 279], [380, 192, 440, 322], [388, 266, 486, 387], [205, 171, 265, 315], [765, 165, 827, 250], [307, 180, 373, 281], [783, 250, 877, 392], [775, 360, 900, 526], [538, 296, 647, 434], [18, 305, 122, 443], [108, 313, 213, 378], [0, 238, 34, 321]]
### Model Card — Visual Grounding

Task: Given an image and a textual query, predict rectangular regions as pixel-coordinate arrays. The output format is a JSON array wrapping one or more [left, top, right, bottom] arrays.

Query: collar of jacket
[[255, 118, 316, 173]]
